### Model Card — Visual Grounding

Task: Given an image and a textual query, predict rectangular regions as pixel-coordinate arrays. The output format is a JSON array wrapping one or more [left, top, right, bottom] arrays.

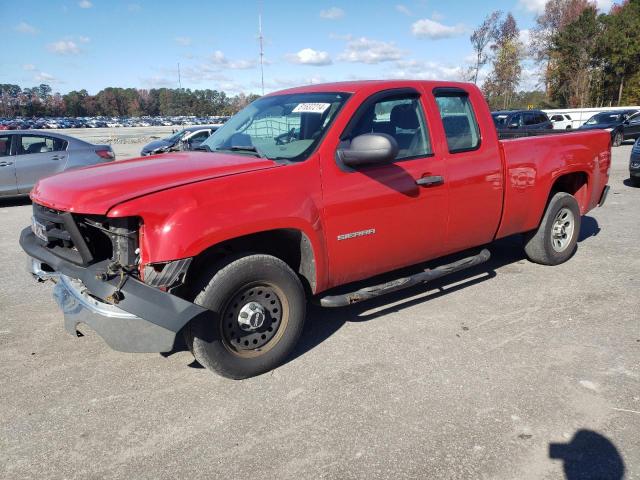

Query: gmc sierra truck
[[20, 81, 611, 379]]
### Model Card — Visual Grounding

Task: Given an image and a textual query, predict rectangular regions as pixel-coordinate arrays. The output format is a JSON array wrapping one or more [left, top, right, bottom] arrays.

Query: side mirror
[[338, 133, 398, 167]]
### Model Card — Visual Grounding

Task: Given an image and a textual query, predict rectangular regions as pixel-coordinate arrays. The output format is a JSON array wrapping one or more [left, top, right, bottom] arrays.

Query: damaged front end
[[21, 203, 207, 353]]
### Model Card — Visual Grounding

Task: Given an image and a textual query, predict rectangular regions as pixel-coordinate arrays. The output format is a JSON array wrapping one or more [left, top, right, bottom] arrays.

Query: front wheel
[[523, 192, 581, 266], [185, 254, 306, 379]]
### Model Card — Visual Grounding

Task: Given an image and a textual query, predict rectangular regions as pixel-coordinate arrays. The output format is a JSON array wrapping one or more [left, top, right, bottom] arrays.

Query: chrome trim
[[53, 275, 138, 320]]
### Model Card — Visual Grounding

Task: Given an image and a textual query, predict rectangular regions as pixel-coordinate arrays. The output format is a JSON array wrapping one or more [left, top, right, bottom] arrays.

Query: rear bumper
[[20, 228, 208, 353]]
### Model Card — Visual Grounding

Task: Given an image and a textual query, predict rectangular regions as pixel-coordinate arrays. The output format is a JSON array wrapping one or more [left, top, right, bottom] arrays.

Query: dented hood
[[31, 151, 278, 214]]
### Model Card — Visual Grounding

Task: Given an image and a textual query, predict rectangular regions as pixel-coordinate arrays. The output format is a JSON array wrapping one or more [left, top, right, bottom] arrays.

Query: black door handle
[[0, 161, 13, 167], [416, 175, 444, 187]]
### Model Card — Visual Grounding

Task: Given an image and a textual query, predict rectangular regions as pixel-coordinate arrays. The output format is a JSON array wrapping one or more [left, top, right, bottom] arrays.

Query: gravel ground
[[0, 138, 638, 479]]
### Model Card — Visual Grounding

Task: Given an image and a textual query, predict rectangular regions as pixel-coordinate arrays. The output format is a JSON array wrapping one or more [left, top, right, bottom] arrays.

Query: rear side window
[[0, 135, 10, 157], [434, 91, 480, 153], [523, 113, 537, 126], [18, 135, 67, 155], [536, 113, 549, 124]]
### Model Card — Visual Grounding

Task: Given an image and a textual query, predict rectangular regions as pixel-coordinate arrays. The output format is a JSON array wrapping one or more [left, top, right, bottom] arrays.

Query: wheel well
[[185, 229, 317, 296], [550, 172, 588, 212]]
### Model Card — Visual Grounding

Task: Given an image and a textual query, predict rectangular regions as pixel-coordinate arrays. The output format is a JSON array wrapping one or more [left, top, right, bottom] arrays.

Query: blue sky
[[2, 0, 615, 95]]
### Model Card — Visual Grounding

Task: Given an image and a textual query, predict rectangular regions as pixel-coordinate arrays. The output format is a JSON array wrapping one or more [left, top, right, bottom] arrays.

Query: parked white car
[[550, 114, 573, 130]]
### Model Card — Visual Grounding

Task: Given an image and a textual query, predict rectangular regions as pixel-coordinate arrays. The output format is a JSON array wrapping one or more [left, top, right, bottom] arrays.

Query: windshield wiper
[[215, 145, 264, 158]]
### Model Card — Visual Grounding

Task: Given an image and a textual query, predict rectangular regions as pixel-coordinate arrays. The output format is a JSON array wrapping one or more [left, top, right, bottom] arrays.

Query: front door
[[321, 89, 449, 287], [0, 134, 17, 195], [15, 134, 69, 193]]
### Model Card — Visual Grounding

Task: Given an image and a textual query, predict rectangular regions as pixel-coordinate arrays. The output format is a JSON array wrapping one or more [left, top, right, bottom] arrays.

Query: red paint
[[30, 81, 610, 294]]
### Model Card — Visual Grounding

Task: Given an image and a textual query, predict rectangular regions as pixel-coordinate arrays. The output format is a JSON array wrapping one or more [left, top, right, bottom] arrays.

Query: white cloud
[[411, 18, 465, 39], [209, 50, 256, 69], [286, 48, 332, 66], [519, 29, 531, 47], [35, 72, 57, 82], [47, 40, 80, 55], [392, 59, 467, 81], [320, 7, 345, 20], [78, 35, 90, 43], [78, 0, 92, 8], [395, 4, 412, 16], [338, 37, 404, 64], [175, 36, 192, 46], [15, 22, 38, 34], [23, 64, 36, 71]]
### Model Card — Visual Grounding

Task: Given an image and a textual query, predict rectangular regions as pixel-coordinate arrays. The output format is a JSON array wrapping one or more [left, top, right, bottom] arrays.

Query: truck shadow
[[549, 429, 625, 479]]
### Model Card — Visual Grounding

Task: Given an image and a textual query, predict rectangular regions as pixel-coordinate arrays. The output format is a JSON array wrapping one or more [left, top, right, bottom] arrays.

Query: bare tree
[[483, 13, 524, 110], [469, 11, 502, 84]]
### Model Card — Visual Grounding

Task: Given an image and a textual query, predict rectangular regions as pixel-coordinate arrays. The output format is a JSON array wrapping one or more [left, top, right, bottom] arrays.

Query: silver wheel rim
[[551, 207, 575, 252]]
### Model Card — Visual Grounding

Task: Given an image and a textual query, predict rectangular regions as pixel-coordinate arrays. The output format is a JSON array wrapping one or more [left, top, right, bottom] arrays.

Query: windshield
[[585, 113, 623, 125], [200, 92, 350, 161], [165, 130, 187, 143]]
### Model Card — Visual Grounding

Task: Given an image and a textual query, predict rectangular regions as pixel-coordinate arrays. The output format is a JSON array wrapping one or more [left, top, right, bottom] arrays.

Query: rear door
[[15, 134, 68, 193], [431, 87, 503, 254], [0, 134, 17, 195]]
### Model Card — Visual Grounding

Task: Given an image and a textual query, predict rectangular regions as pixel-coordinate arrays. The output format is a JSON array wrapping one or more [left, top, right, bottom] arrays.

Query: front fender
[[107, 158, 329, 292]]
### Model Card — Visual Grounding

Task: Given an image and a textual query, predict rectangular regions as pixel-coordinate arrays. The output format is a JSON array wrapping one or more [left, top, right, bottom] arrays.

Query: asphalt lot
[[1, 140, 638, 479]]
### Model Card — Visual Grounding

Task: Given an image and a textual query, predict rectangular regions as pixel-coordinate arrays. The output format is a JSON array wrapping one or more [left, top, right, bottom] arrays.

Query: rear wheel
[[185, 254, 306, 379], [523, 192, 581, 266], [613, 131, 623, 147]]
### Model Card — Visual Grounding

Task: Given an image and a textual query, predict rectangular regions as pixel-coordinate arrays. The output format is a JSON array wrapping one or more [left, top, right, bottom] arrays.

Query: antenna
[[258, 7, 265, 95], [177, 62, 182, 89]]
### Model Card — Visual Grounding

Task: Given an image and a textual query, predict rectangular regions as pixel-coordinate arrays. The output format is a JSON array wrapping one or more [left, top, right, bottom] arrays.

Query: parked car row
[[491, 108, 640, 146], [0, 116, 230, 131]]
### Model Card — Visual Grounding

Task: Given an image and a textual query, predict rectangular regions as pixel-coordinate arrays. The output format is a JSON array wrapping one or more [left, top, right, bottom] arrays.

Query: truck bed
[[495, 129, 611, 240]]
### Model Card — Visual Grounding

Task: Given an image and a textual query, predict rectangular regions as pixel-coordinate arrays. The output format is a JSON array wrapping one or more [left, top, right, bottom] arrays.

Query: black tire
[[184, 254, 306, 379], [613, 131, 623, 147], [523, 192, 581, 266]]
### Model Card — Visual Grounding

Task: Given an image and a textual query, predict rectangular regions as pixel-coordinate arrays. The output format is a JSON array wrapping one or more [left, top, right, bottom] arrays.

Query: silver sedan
[[0, 130, 115, 197]]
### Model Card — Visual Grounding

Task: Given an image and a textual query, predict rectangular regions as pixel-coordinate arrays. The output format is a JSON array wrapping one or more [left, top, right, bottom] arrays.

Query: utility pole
[[178, 62, 182, 89], [258, 8, 265, 95]]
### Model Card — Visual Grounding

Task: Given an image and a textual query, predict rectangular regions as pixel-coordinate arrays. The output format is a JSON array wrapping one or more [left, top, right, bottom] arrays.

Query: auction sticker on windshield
[[293, 103, 331, 114]]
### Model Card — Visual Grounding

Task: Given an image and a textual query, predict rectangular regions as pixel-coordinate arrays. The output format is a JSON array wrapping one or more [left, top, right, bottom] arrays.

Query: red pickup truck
[[21, 81, 611, 378]]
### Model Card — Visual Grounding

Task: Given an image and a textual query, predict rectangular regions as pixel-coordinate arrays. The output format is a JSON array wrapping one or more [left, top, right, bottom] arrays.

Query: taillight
[[96, 149, 115, 161]]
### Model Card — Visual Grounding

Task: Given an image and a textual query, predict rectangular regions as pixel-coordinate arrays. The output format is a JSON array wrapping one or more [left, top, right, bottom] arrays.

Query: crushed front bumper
[[21, 228, 208, 353]]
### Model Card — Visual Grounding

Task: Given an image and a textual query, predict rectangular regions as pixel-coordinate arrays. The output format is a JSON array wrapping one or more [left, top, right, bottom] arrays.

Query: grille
[[32, 203, 96, 265]]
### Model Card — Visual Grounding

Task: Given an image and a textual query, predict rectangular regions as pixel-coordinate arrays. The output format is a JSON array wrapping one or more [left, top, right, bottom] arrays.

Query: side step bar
[[319, 249, 491, 308]]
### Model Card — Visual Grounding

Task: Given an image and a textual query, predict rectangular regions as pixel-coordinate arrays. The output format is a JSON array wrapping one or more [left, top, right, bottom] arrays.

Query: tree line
[[469, 0, 640, 110], [0, 84, 261, 118]]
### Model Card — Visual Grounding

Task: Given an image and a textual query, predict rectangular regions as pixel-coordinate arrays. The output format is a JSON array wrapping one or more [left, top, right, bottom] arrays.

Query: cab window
[[434, 91, 481, 152], [342, 93, 431, 160]]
